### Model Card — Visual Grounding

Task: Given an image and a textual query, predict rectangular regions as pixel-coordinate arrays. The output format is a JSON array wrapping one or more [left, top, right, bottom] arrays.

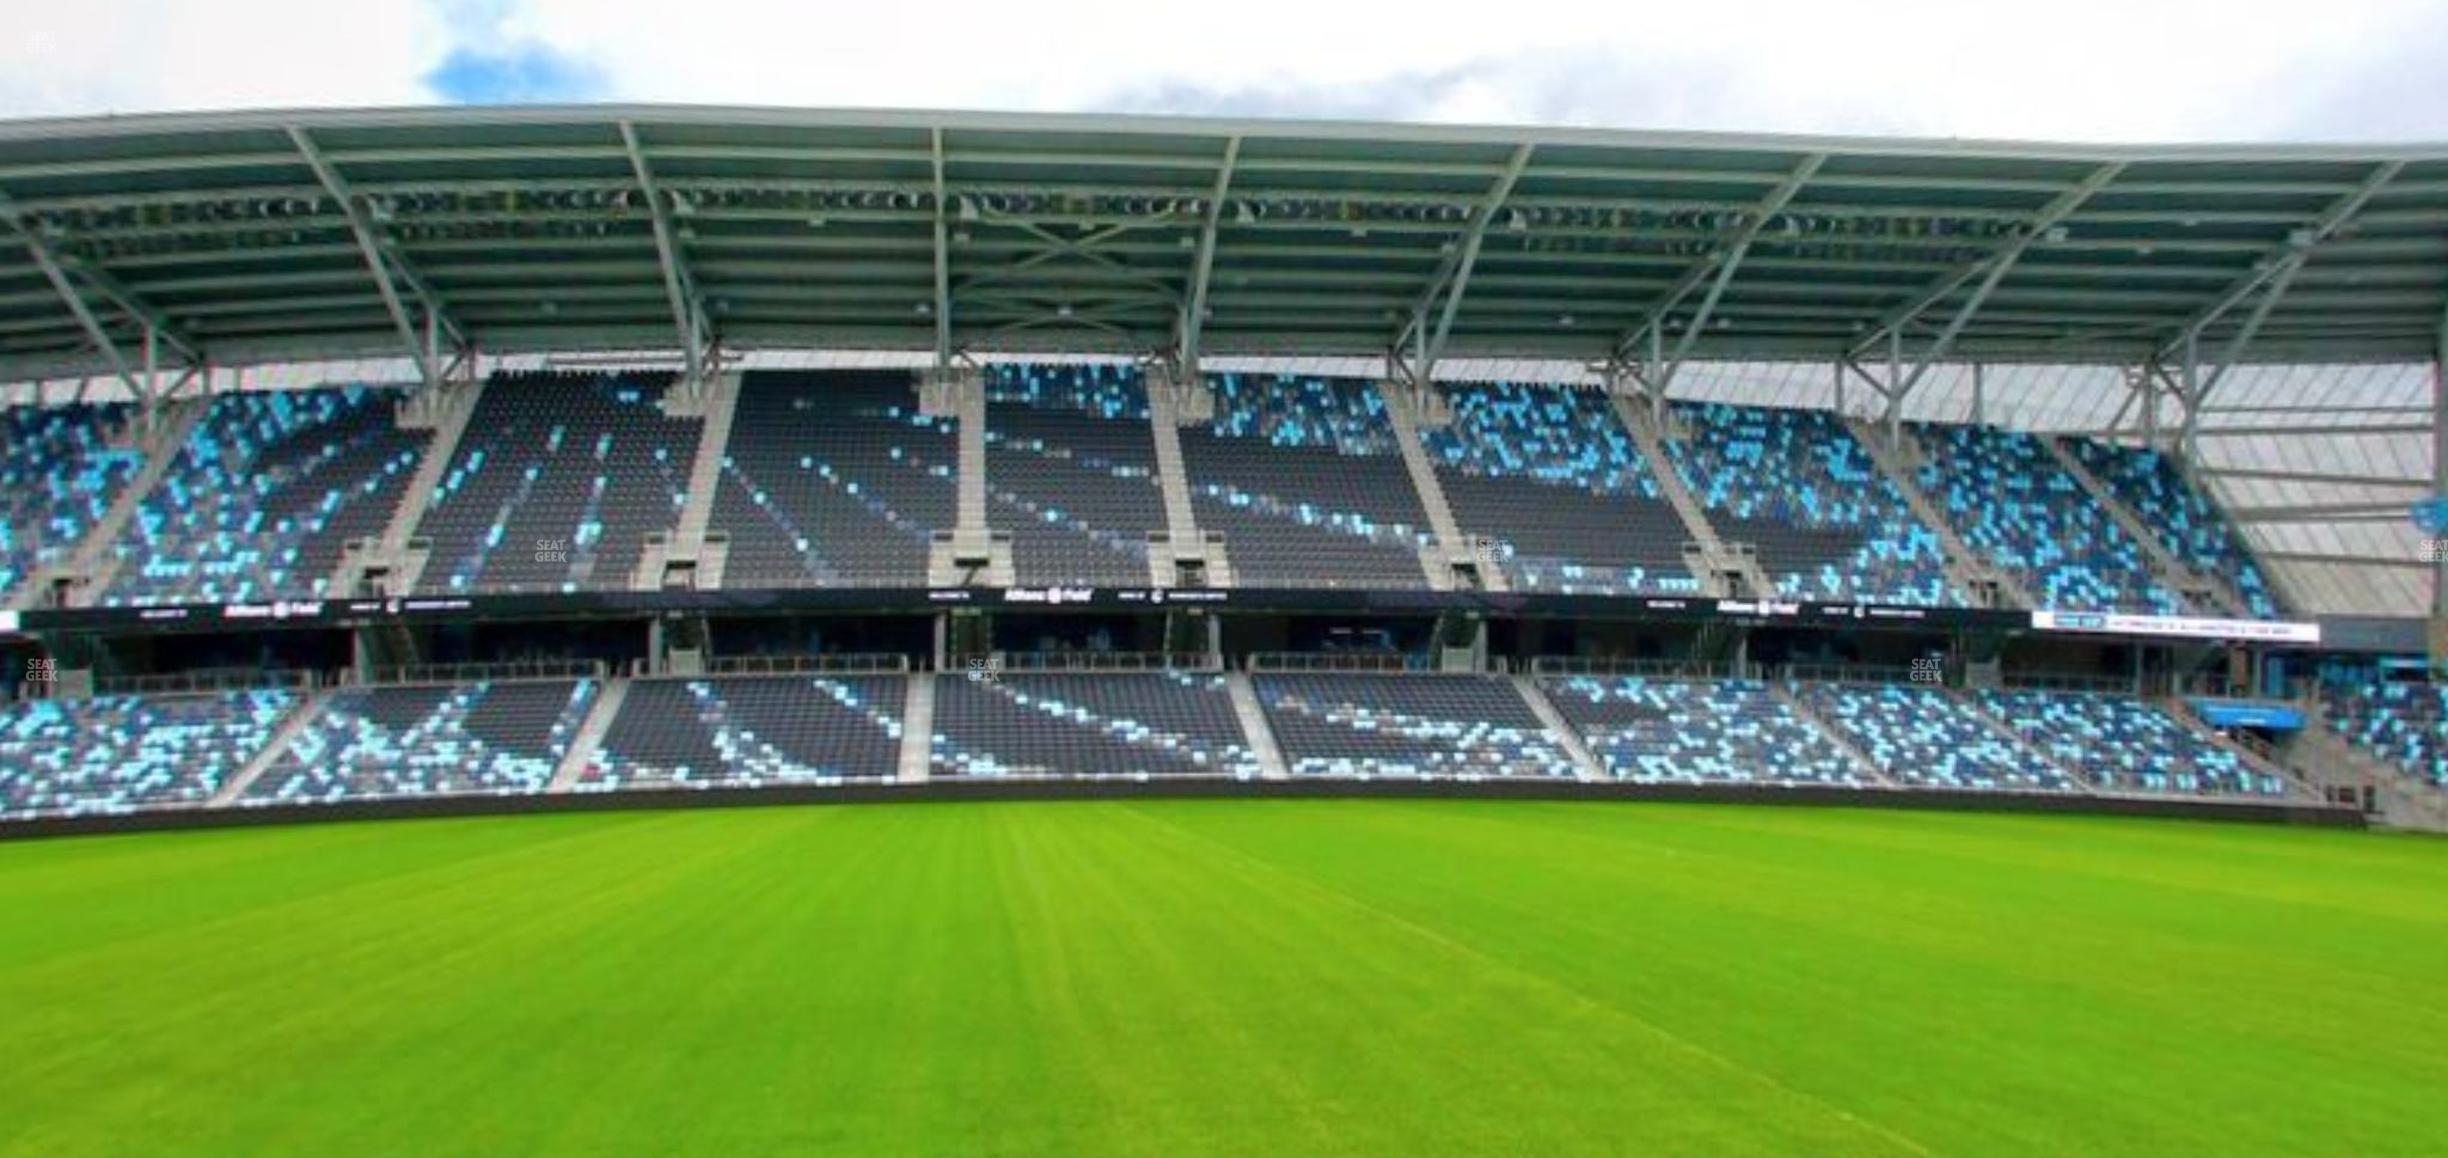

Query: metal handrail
[[360, 659, 606, 686], [703, 653, 912, 675]]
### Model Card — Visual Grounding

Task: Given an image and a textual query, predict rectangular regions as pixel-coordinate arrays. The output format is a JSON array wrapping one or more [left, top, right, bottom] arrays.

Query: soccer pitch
[[3, 802, 2442, 1157]]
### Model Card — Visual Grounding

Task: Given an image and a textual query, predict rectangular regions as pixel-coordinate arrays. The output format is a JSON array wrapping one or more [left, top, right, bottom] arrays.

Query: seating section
[[580, 676, 905, 788], [1539, 676, 1867, 784], [1666, 403, 1956, 605], [1793, 682, 2073, 791], [1977, 689, 2282, 796], [1180, 375, 1435, 588], [0, 690, 294, 817], [245, 680, 596, 803], [1257, 674, 1575, 778], [931, 672, 1262, 779], [103, 386, 426, 606], [984, 365, 1165, 585], [1913, 423, 2181, 614], [709, 371, 956, 587], [2317, 677, 2448, 788], [0, 403, 143, 604], [414, 372, 698, 593], [1423, 383, 1699, 594], [2066, 438, 2281, 618]]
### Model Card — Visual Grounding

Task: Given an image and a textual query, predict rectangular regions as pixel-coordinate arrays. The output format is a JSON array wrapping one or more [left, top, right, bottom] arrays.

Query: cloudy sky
[[0, 0, 2444, 141]]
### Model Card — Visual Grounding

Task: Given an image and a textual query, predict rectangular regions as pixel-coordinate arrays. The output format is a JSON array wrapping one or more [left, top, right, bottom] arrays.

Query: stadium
[[2, 102, 2446, 1156]]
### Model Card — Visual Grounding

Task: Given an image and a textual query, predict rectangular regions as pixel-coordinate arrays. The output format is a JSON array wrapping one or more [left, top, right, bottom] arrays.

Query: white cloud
[[0, 0, 444, 118], [0, 0, 2443, 141]]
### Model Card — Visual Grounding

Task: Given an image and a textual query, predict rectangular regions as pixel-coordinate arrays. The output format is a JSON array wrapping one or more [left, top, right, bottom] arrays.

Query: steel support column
[[1394, 144, 1534, 384], [1848, 163, 2125, 373], [931, 127, 952, 368], [2433, 292, 2447, 619], [1178, 136, 1240, 378], [1614, 153, 1825, 393], [620, 121, 712, 385], [289, 127, 465, 391]]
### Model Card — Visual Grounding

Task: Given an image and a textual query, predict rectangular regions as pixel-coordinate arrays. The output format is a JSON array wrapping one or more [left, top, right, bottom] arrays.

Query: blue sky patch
[[424, 44, 606, 105]]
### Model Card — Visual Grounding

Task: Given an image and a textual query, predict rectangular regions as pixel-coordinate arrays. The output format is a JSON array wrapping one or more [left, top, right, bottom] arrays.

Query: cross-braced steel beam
[[1848, 163, 2125, 381], [0, 192, 204, 391], [1614, 152, 1825, 396], [1177, 135, 1240, 377], [289, 126, 466, 391], [1394, 144, 1534, 383], [2167, 161, 2403, 457], [620, 121, 714, 385]]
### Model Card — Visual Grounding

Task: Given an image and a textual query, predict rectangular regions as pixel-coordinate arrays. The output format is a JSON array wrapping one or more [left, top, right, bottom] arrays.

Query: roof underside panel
[[0, 104, 2439, 382]]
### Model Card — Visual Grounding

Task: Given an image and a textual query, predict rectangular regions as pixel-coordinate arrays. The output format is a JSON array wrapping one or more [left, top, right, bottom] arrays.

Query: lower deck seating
[[1979, 689, 2283, 796], [245, 680, 596, 803], [2320, 680, 2448, 788], [1257, 674, 1575, 779], [1540, 677, 1866, 785], [0, 690, 295, 817], [931, 672, 1261, 779], [1793, 682, 2073, 792], [581, 676, 905, 788]]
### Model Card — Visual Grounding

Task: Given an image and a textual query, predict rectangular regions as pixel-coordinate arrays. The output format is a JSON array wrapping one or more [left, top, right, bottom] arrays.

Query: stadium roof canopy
[[0, 104, 2444, 390]]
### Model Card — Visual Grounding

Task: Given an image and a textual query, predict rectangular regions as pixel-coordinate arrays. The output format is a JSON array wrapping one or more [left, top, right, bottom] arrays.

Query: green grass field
[[3, 801, 2444, 1157]]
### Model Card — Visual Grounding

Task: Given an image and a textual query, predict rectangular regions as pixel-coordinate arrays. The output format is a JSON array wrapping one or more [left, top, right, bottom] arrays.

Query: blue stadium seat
[[1794, 682, 2073, 791], [1257, 674, 1576, 779], [0, 403, 144, 604], [2316, 665, 2448, 788], [103, 386, 425, 606], [414, 372, 699, 594], [1978, 689, 2281, 796], [1422, 382, 1701, 595], [931, 672, 1261, 779], [245, 680, 596, 802], [1541, 676, 1867, 784], [0, 690, 293, 817], [1667, 402, 1956, 605], [1913, 423, 2182, 613], [707, 371, 955, 588], [583, 675, 905, 788], [984, 364, 1165, 585], [2067, 438, 2280, 618], [1181, 375, 1437, 588]]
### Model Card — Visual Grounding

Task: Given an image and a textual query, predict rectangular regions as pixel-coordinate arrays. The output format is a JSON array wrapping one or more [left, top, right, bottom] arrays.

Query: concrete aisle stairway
[[1948, 686, 2096, 793], [2039, 434, 2248, 618], [1511, 675, 1605, 781], [1225, 671, 1289, 780], [1144, 378, 1204, 551], [1769, 681, 1896, 787], [898, 674, 936, 784], [2285, 713, 2448, 831], [670, 370, 742, 556], [2161, 697, 2321, 800], [1844, 416, 2032, 609], [331, 376, 487, 597], [14, 398, 209, 608], [1607, 395, 1761, 596], [1375, 382, 1501, 591], [547, 678, 629, 792], [210, 685, 334, 806]]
